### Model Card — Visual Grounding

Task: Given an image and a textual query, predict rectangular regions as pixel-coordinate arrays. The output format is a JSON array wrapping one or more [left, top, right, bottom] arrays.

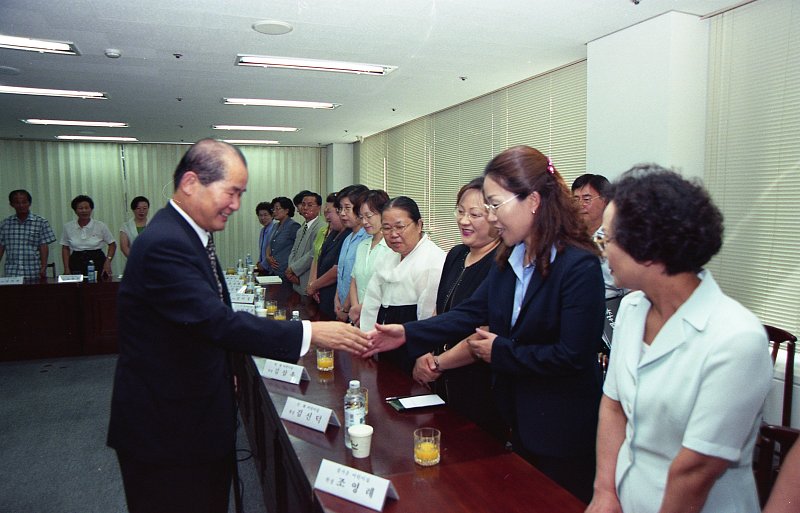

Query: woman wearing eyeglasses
[[334, 184, 370, 322], [364, 146, 605, 502], [347, 189, 392, 327], [410, 177, 506, 438], [263, 196, 300, 281], [308, 193, 348, 320], [359, 195, 446, 369], [586, 166, 772, 513]]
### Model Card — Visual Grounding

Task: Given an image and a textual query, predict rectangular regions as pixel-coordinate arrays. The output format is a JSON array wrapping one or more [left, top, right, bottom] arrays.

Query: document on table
[[398, 394, 445, 409], [385, 394, 445, 411], [257, 275, 283, 285]]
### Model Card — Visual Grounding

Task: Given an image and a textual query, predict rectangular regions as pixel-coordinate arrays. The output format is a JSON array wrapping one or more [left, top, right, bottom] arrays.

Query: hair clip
[[546, 157, 556, 175]]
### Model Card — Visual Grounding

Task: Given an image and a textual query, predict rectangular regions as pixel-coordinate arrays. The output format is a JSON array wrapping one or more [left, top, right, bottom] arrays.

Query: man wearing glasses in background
[[572, 174, 625, 300], [286, 191, 325, 297]]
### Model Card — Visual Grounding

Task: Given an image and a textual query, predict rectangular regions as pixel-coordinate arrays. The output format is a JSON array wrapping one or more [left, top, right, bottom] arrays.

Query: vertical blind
[[704, 0, 800, 334], [357, 60, 588, 251], [0, 141, 323, 274]]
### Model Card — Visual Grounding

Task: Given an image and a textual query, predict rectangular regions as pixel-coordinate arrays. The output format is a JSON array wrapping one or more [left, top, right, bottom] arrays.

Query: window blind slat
[[358, 61, 587, 251], [705, 0, 800, 333]]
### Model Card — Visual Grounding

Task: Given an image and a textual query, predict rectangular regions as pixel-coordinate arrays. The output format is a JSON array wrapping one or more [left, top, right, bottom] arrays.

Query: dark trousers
[[69, 249, 106, 277], [511, 433, 596, 505], [116, 451, 233, 513]]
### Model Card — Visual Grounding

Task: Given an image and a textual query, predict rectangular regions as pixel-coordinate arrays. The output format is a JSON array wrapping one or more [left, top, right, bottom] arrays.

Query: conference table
[[0, 277, 119, 362], [233, 285, 587, 513]]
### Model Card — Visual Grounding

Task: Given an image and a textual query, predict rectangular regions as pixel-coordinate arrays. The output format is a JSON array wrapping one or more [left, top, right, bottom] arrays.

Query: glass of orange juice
[[265, 300, 277, 317], [316, 348, 334, 371], [274, 308, 286, 321], [414, 427, 441, 466]]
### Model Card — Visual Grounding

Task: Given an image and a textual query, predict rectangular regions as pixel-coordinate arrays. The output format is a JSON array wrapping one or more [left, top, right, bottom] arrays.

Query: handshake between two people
[[308, 321, 406, 355], [311, 322, 497, 364]]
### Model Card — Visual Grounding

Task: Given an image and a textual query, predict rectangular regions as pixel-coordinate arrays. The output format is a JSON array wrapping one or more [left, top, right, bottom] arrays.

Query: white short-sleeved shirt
[[604, 270, 773, 513], [60, 219, 115, 252]]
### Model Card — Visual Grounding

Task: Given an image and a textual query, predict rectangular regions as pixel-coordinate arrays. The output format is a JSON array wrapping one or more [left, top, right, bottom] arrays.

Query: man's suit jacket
[[287, 216, 326, 295], [266, 218, 300, 280], [107, 203, 303, 465], [405, 244, 605, 458]]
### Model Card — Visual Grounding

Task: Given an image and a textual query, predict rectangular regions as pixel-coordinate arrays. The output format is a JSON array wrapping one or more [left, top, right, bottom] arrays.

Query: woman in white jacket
[[586, 165, 773, 513], [359, 196, 445, 370]]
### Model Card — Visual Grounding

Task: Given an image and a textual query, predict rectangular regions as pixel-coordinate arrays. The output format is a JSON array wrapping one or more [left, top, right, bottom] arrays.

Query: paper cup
[[348, 424, 373, 458]]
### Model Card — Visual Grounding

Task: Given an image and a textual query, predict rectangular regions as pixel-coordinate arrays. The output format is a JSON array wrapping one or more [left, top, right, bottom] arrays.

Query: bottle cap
[[349, 380, 360, 389]]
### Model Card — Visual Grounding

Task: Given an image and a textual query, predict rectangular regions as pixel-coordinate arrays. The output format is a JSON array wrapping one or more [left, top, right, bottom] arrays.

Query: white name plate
[[280, 396, 340, 432], [314, 459, 399, 511], [57, 274, 84, 283], [0, 276, 24, 285], [230, 292, 254, 304], [232, 303, 255, 315], [224, 275, 243, 288], [259, 358, 309, 384]]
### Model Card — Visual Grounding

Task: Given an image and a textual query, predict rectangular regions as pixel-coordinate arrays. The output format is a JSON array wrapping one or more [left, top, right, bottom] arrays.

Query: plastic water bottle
[[343, 380, 366, 448], [246, 253, 255, 275], [87, 260, 96, 282], [291, 310, 301, 321]]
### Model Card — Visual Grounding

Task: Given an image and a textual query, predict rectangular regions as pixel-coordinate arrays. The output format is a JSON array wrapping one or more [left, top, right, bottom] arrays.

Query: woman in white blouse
[[360, 196, 445, 369], [119, 196, 149, 258], [347, 189, 392, 327], [586, 166, 773, 513], [61, 194, 116, 278]]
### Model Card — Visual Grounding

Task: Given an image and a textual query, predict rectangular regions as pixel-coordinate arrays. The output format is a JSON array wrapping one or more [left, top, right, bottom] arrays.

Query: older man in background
[[285, 191, 325, 296], [0, 189, 56, 279], [572, 173, 625, 299]]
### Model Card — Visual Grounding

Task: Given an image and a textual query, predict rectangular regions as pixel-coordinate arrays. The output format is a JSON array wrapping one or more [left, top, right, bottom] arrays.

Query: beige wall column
[[587, 11, 709, 180]]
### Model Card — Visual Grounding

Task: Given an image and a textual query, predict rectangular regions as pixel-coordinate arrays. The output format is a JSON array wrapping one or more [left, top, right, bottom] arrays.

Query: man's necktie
[[291, 222, 308, 259], [206, 234, 225, 302]]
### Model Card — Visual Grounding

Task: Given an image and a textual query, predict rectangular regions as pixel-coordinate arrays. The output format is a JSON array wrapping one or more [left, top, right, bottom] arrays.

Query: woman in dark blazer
[[365, 145, 605, 503], [264, 196, 300, 281], [309, 193, 351, 320]]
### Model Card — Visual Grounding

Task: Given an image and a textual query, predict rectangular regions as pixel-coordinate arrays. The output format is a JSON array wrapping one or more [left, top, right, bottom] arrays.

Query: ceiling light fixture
[[222, 139, 280, 145], [252, 21, 293, 36], [236, 55, 396, 76], [56, 135, 138, 142], [223, 98, 338, 109], [0, 86, 107, 99], [0, 34, 80, 55], [23, 119, 128, 127], [213, 125, 298, 132]]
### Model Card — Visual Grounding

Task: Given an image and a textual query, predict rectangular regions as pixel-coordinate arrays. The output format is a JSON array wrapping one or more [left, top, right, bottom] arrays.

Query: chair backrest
[[46, 262, 56, 279], [601, 295, 624, 354], [764, 324, 796, 427], [754, 423, 799, 506]]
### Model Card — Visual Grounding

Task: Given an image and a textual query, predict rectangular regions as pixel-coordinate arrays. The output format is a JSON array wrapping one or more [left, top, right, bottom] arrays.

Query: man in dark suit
[[107, 139, 368, 513]]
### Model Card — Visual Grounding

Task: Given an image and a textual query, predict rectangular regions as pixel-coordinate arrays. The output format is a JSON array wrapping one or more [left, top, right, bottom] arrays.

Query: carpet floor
[[0, 355, 267, 513]]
